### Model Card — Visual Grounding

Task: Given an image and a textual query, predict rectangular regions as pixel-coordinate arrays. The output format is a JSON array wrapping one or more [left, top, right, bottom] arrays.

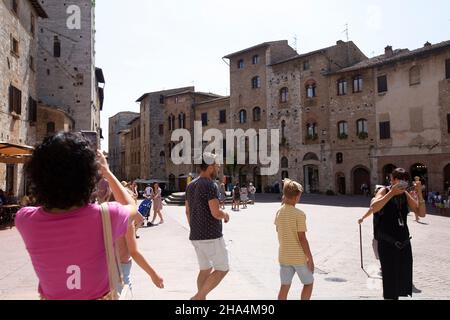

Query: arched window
[[305, 80, 316, 98], [281, 157, 289, 168], [280, 87, 289, 103], [239, 109, 247, 124], [306, 123, 317, 139], [168, 115, 176, 131], [357, 119, 368, 135], [251, 76, 261, 89], [353, 75, 363, 93], [337, 78, 347, 96], [336, 153, 343, 164], [304, 153, 319, 161], [281, 120, 286, 141], [409, 66, 421, 86], [46, 122, 55, 135], [338, 121, 348, 138], [253, 107, 261, 122], [178, 113, 186, 129]]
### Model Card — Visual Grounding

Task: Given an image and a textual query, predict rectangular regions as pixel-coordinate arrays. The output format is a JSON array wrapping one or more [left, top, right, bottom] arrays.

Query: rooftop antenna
[[343, 23, 349, 42], [293, 34, 298, 52], [343, 23, 351, 65]]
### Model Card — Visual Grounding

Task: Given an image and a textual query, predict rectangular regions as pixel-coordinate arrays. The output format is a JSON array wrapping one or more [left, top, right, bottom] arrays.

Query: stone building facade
[[136, 87, 195, 182], [36, 104, 74, 143], [0, 0, 47, 196], [36, 0, 104, 145], [115, 39, 450, 195], [164, 90, 222, 191], [108, 111, 139, 179]]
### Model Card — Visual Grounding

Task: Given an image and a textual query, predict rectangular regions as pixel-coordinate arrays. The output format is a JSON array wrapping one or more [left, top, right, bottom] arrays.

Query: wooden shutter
[[9, 85, 13, 113], [380, 121, 391, 139]]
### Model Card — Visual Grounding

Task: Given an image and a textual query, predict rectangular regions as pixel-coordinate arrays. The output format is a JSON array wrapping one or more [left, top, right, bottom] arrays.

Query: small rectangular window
[[12, 0, 18, 15], [159, 95, 165, 104], [28, 97, 37, 123], [31, 14, 35, 36], [378, 75, 388, 93], [446, 59, 450, 80], [29, 56, 35, 71], [447, 114, 450, 134], [159, 124, 164, 136], [379, 121, 391, 140], [219, 110, 226, 124], [9, 85, 22, 115], [11, 36, 19, 56], [303, 61, 310, 71], [54, 37, 61, 58], [201, 113, 208, 127]]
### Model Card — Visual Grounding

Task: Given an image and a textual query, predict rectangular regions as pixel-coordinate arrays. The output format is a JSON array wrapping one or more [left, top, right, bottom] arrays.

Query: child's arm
[[298, 232, 314, 273], [358, 207, 374, 224], [125, 224, 164, 289]]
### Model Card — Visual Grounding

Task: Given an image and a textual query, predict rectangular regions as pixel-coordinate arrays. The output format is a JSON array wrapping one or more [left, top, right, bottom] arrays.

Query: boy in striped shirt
[[275, 179, 314, 300]]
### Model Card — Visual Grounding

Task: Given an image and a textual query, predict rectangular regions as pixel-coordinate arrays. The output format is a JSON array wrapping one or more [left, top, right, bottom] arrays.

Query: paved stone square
[[1, 194, 449, 300]]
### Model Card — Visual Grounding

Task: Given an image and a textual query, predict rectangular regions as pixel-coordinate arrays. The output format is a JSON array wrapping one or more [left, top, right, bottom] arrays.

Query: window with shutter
[[378, 75, 388, 93], [379, 121, 391, 140], [28, 97, 37, 123]]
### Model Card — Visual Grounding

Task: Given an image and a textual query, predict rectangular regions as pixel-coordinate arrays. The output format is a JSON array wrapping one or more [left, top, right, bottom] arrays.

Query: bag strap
[[100, 203, 124, 300]]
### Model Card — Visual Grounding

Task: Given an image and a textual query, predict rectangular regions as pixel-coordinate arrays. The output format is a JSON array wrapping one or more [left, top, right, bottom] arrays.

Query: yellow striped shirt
[[275, 204, 308, 266]]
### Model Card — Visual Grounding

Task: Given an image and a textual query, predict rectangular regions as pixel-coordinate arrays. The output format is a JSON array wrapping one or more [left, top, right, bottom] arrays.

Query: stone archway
[[444, 164, 450, 192], [353, 167, 370, 195], [336, 172, 346, 195]]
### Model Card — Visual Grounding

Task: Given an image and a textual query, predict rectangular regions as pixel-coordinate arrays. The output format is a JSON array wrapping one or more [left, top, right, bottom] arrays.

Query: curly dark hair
[[25, 132, 100, 210]]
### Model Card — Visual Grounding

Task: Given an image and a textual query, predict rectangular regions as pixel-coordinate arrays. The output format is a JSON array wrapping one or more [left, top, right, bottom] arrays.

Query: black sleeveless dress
[[375, 190, 413, 300]]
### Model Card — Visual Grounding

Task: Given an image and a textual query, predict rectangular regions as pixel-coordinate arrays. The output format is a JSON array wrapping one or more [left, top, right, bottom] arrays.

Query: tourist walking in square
[[185, 153, 230, 300]]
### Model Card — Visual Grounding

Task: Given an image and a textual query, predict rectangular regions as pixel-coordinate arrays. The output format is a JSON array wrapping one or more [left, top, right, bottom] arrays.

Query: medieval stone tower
[[36, 0, 103, 137]]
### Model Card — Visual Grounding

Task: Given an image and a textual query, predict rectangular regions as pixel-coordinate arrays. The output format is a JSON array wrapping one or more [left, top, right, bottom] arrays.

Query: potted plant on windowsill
[[338, 133, 348, 140], [358, 132, 369, 140]]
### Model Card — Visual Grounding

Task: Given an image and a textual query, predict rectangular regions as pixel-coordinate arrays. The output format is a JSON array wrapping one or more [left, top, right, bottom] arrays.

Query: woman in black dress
[[370, 168, 426, 300]]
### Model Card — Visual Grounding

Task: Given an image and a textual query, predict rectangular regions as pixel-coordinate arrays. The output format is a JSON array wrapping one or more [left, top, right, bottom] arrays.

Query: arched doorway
[[239, 167, 248, 186], [410, 163, 428, 186], [253, 167, 262, 193], [179, 174, 187, 192], [353, 167, 370, 195], [304, 165, 319, 193], [383, 164, 397, 186], [336, 173, 346, 195], [169, 174, 176, 192], [444, 164, 450, 192]]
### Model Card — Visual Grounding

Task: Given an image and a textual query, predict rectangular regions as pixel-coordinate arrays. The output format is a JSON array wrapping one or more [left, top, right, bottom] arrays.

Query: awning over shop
[[134, 179, 169, 185], [0, 142, 34, 164]]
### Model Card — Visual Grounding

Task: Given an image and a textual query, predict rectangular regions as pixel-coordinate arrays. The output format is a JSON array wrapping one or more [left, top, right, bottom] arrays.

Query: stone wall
[[37, 0, 99, 133], [0, 0, 40, 196]]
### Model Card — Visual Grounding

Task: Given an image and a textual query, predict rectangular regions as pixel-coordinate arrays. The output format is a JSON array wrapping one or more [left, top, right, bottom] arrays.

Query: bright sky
[[96, 0, 450, 151]]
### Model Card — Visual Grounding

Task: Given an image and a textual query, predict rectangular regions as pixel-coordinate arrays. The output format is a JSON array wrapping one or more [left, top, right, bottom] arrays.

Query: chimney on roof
[[336, 40, 345, 45], [385, 45, 394, 57], [424, 41, 432, 47]]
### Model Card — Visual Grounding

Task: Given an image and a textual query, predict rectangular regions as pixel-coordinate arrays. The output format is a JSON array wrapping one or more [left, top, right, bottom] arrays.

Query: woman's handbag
[[100, 203, 131, 300]]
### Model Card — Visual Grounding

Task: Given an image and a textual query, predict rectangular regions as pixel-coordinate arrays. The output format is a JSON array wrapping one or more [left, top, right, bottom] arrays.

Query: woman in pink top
[[15, 132, 138, 300]]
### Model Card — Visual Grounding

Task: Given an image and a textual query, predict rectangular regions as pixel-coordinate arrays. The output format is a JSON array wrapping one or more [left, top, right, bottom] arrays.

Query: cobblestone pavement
[[1, 194, 449, 300]]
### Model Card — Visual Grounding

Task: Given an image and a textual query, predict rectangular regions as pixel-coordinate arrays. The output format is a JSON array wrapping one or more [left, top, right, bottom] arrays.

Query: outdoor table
[[0, 205, 21, 229]]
